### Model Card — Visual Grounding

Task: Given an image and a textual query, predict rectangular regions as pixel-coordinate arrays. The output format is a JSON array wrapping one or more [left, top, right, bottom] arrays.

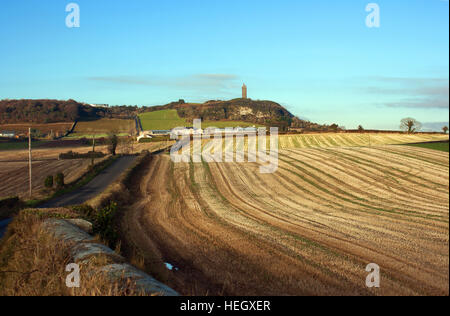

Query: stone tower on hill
[[242, 83, 247, 99]]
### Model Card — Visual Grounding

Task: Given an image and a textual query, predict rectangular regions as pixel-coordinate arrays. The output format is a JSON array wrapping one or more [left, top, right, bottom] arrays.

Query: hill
[[0, 99, 106, 124], [1, 98, 334, 133], [140, 98, 300, 131], [139, 109, 265, 130]]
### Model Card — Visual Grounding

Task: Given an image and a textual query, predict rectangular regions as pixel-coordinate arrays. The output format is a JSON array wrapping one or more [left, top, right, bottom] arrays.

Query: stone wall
[[42, 218, 179, 296]]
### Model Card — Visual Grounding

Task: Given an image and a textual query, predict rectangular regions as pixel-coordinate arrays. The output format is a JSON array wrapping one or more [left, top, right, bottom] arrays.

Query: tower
[[242, 83, 247, 99]]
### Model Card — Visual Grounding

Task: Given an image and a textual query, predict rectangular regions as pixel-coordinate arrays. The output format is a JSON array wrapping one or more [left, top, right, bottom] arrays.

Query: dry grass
[[0, 209, 144, 296], [119, 146, 449, 296]]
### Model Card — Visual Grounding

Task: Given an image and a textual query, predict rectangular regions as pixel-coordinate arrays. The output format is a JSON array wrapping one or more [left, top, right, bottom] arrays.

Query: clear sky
[[0, 0, 448, 130]]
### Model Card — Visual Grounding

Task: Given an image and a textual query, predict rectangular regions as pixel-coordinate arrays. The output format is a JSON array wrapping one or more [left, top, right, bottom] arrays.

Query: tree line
[[0, 99, 140, 124], [0, 99, 105, 124]]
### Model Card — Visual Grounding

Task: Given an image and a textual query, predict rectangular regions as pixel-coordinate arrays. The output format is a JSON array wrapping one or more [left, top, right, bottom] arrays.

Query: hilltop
[[141, 98, 329, 132]]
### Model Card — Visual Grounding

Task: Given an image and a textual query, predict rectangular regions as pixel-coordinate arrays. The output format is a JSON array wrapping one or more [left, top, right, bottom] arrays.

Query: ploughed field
[[121, 145, 449, 295], [0, 122, 74, 136], [0, 142, 166, 199], [0, 144, 108, 199], [0, 159, 96, 199]]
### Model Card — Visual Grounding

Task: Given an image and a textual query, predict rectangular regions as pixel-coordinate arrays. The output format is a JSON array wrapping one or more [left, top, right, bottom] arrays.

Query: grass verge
[[0, 208, 143, 296], [0, 197, 23, 221], [404, 142, 449, 152]]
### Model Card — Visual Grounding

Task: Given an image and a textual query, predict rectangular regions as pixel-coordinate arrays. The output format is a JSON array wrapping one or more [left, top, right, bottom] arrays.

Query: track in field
[[120, 145, 449, 296]]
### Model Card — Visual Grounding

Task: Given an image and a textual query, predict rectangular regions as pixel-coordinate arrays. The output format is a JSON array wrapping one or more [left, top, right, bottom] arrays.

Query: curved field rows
[[121, 146, 449, 296], [188, 133, 448, 154], [278, 133, 449, 149]]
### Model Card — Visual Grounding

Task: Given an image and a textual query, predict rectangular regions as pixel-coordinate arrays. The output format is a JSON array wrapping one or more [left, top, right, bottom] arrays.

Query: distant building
[[202, 126, 258, 135], [137, 132, 153, 142], [151, 130, 171, 136], [90, 104, 109, 108], [242, 83, 247, 99], [171, 127, 204, 136], [0, 131, 16, 138]]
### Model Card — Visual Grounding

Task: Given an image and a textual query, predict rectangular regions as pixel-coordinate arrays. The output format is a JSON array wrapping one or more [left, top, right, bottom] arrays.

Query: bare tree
[[400, 118, 422, 134], [108, 134, 119, 155], [443, 126, 448, 134], [92, 134, 96, 152]]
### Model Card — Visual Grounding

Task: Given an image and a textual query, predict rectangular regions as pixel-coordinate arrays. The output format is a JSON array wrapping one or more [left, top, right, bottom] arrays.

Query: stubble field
[[0, 159, 96, 199], [120, 143, 449, 296], [278, 133, 448, 149]]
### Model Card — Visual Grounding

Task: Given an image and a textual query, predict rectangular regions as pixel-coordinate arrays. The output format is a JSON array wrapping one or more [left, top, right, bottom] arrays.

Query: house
[[0, 131, 16, 138], [137, 132, 153, 142], [173, 127, 204, 136], [137, 130, 172, 141], [203, 127, 258, 135], [90, 104, 109, 108], [150, 130, 171, 136]]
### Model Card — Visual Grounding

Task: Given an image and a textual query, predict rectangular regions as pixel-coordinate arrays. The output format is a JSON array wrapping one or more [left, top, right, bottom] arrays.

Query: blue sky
[[0, 0, 448, 130]]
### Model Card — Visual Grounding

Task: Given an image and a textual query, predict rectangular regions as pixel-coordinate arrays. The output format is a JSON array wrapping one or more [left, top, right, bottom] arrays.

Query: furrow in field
[[208, 159, 448, 294], [121, 143, 449, 295], [0, 159, 93, 198], [320, 147, 449, 197], [207, 161, 382, 295], [283, 148, 449, 215], [343, 147, 449, 192], [277, 153, 448, 222], [371, 146, 450, 169]]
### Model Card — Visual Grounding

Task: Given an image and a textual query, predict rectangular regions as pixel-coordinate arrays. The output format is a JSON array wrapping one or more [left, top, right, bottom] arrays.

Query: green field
[[139, 109, 263, 130], [405, 142, 449, 152], [67, 119, 134, 139], [139, 110, 189, 130]]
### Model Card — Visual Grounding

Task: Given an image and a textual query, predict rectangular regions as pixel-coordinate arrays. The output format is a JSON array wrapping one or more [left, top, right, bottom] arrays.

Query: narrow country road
[[39, 155, 137, 208], [0, 156, 136, 239]]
